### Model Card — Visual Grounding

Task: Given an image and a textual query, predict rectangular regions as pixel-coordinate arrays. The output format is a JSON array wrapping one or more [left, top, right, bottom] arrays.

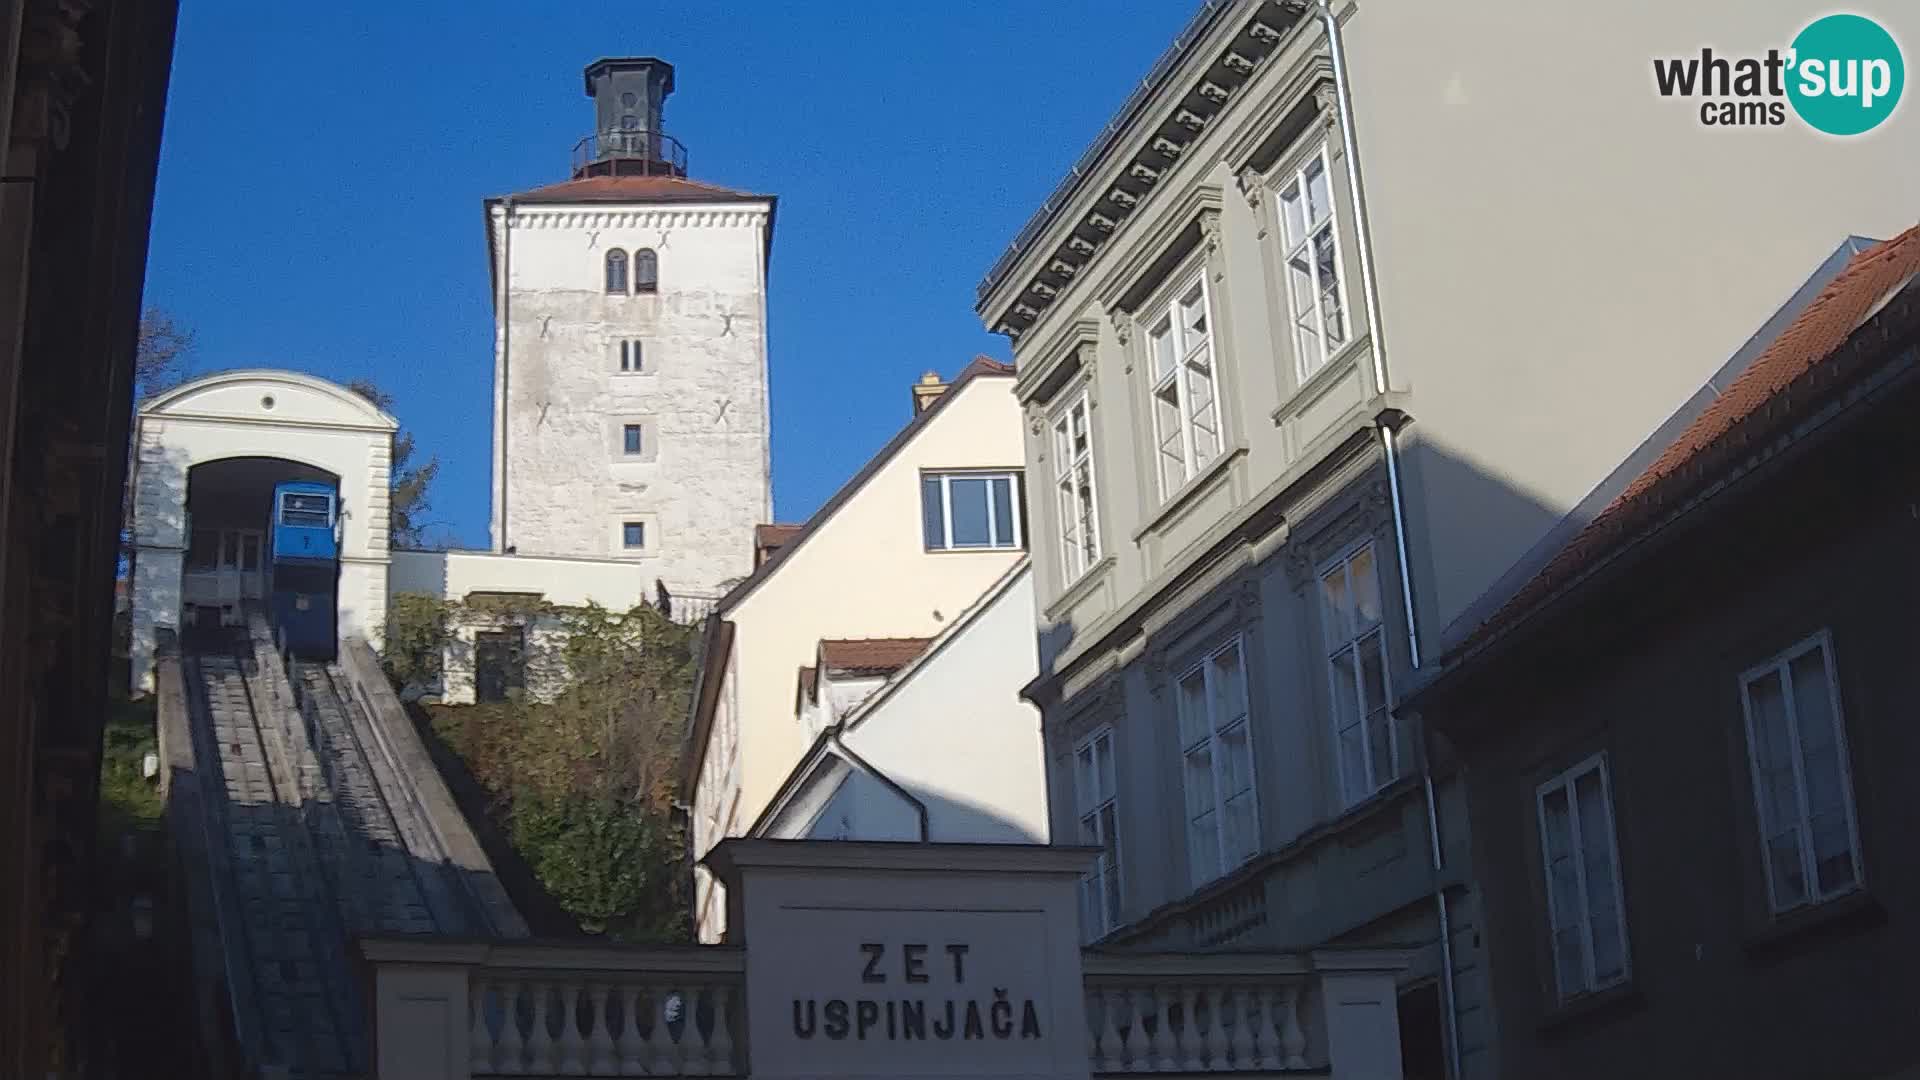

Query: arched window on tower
[[634, 248, 659, 293], [605, 249, 629, 294]]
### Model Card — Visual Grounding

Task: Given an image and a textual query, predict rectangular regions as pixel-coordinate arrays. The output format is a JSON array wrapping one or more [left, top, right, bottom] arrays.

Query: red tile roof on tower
[[1457, 224, 1920, 654], [503, 173, 769, 204]]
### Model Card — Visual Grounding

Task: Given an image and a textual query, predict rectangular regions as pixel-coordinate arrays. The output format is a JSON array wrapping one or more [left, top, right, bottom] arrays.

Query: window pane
[[1553, 926, 1586, 999], [1288, 248, 1320, 370], [605, 250, 628, 293], [948, 476, 992, 547], [1350, 546, 1382, 628], [1075, 745, 1094, 808], [1079, 811, 1100, 847], [1054, 417, 1071, 466], [239, 533, 260, 572], [1574, 771, 1623, 981], [1316, 225, 1347, 347], [1305, 157, 1331, 227], [1076, 464, 1098, 564], [1155, 383, 1186, 494], [1212, 645, 1247, 726], [1095, 733, 1115, 800], [188, 529, 219, 570], [1099, 803, 1119, 861], [1178, 669, 1209, 749], [1103, 863, 1121, 926], [1185, 363, 1220, 468], [1330, 647, 1360, 735], [1223, 788, 1257, 868], [1321, 563, 1352, 638], [1070, 401, 1089, 457], [991, 477, 1016, 547], [1745, 670, 1804, 902], [1151, 320, 1176, 380], [623, 522, 645, 548], [623, 425, 642, 454], [1184, 745, 1216, 823], [1337, 721, 1368, 804], [922, 475, 946, 548], [1179, 283, 1208, 346], [1810, 808, 1857, 895], [1280, 184, 1305, 247]]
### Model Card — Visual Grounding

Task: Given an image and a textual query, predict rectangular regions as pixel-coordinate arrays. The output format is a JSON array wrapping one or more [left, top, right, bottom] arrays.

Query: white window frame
[[1175, 636, 1260, 887], [1535, 752, 1631, 1003], [1051, 388, 1102, 584], [1737, 631, 1865, 916], [1073, 726, 1122, 942], [1144, 271, 1225, 501], [1319, 539, 1398, 806], [921, 469, 1024, 551], [1273, 143, 1352, 382]]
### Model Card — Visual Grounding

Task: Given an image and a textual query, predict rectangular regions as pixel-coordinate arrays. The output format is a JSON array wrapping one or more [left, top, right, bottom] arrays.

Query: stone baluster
[[616, 985, 647, 1074], [1203, 988, 1231, 1068], [496, 979, 527, 1075], [526, 982, 556, 1074], [709, 985, 736, 1073], [1181, 986, 1204, 1071], [684, 986, 713, 1077], [587, 984, 617, 1075], [1121, 987, 1150, 1072], [557, 983, 588, 1073], [1228, 988, 1260, 1068], [471, 981, 496, 1074], [1090, 989, 1121, 1071], [1278, 986, 1309, 1068], [1155, 985, 1180, 1071], [647, 988, 679, 1074]]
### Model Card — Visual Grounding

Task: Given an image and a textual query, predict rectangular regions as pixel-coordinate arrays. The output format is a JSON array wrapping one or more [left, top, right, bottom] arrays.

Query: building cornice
[[977, 0, 1309, 342], [499, 205, 769, 231]]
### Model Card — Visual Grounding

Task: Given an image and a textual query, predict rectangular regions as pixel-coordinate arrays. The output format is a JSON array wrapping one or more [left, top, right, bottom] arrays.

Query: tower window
[[619, 340, 644, 372], [622, 521, 646, 550], [605, 249, 628, 294], [634, 248, 658, 293], [623, 424, 643, 455]]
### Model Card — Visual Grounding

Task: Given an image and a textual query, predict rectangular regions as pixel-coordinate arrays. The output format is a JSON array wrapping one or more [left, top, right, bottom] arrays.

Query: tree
[[345, 378, 441, 549], [134, 308, 194, 401]]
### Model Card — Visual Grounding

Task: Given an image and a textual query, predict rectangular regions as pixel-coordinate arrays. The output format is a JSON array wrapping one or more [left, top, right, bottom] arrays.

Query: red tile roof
[[817, 638, 934, 676], [755, 523, 804, 552], [504, 174, 767, 205], [1460, 225, 1920, 652]]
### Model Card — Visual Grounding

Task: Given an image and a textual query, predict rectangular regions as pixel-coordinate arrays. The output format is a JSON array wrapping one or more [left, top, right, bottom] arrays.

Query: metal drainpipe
[[1318, 3, 1461, 1079], [498, 197, 514, 553], [825, 727, 930, 842]]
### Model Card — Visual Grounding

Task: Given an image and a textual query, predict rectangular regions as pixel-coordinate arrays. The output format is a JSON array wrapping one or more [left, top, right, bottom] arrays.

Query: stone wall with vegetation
[[383, 593, 695, 940]]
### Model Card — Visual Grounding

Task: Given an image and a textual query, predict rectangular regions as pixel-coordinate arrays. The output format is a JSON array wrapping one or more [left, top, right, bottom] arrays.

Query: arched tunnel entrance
[[181, 456, 340, 650]]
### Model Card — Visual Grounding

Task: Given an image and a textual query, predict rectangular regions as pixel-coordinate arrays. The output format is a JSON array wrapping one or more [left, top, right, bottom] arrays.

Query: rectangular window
[[1536, 753, 1630, 1002], [1739, 633, 1863, 915], [186, 528, 219, 570], [921, 471, 1023, 551], [619, 339, 644, 373], [1074, 727, 1122, 941], [1277, 146, 1349, 380], [622, 424, 643, 455], [1052, 391, 1102, 584], [622, 521, 646, 550], [279, 492, 331, 528], [1176, 638, 1258, 887], [1145, 275, 1224, 499], [1321, 542, 1397, 805], [238, 532, 260, 572], [474, 627, 527, 705]]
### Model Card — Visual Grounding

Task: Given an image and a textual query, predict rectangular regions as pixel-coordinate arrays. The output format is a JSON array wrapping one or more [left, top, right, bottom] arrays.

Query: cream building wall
[[1342, 0, 1920, 637], [488, 195, 773, 601], [757, 562, 1049, 847], [688, 369, 1027, 942]]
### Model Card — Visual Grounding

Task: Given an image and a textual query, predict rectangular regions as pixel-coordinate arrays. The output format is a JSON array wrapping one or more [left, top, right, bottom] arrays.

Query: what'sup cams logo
[[1654, 13, 1904, 134]]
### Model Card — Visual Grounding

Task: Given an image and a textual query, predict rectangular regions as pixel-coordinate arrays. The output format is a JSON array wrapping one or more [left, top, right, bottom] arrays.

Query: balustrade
[[1081, 953, 1318, 1074]]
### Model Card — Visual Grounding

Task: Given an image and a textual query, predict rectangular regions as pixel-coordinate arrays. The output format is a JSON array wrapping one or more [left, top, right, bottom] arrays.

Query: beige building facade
[[684, 361, 1030, 943]]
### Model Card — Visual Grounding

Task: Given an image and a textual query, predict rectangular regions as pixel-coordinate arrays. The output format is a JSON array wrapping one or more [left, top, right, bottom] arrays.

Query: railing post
[[1317, 969, 1404, 1080], [368, 953, 476, 1080]]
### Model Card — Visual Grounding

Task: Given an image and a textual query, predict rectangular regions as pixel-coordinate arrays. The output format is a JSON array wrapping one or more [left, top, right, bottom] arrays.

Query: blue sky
[[144, 1, 1197, 547]]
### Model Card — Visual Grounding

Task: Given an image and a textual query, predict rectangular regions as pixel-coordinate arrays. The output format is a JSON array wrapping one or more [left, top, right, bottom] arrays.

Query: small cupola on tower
[[574, 57, 685, 179]]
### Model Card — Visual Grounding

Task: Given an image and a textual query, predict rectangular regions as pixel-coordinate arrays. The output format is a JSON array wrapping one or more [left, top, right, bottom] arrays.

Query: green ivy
[[396, 594, 699, 942]]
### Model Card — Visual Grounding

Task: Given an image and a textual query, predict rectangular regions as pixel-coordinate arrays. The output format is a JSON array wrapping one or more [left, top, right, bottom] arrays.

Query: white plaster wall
[[490, 201, 773, 602], [786, 564, 1048, 845], [717, 374, 1027, 843], [128, 371, 396, 692]]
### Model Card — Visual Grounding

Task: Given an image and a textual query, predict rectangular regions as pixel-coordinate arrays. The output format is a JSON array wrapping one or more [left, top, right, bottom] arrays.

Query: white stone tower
[[486, 57, 774, 603]]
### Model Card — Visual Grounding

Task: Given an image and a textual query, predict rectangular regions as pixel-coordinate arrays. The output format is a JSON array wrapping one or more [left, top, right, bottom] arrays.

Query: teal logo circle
[[1787, 14, 1904, 135]]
